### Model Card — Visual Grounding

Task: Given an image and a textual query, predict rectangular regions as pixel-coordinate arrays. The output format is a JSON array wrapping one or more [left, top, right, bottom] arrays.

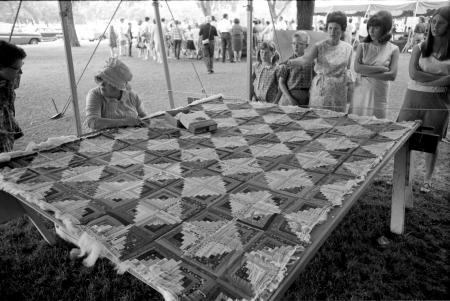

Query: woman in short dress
[[231, 18, 244, 62], [108, 25, 118, 58], [397, 6, 450, 192], [289, 11, 353, 112], [350, 11, 400, 119]]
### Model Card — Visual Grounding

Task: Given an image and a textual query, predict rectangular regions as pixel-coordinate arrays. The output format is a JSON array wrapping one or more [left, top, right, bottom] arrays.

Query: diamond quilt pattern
[[0, 98, 417, 301]]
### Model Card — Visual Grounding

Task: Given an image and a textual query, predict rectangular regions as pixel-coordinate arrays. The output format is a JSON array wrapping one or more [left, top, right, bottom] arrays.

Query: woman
[[108, 25, 118, 58], [185, 25, 196, 59], [290, 11, 353, 112], [85, 59, 147, 130], [251, 41, 280, 102], [397, 6, 450, 192], [231, 18, 244, 62], [350, 11, 400, 119]]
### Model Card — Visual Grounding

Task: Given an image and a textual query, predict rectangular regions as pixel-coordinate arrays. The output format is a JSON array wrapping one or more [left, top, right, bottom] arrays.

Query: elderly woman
[[85, 59, 147, 130], [251, 41, 280, 103], [289, 11, 353, 112]]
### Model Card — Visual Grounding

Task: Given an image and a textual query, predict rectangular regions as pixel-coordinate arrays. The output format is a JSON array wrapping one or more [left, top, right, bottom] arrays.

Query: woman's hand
[[122, 117, 143, 127]]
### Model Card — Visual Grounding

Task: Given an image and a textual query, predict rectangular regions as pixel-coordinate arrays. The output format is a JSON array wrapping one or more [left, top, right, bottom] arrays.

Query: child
[[0, 40, 27, 152], [251, 41, 280, 102]]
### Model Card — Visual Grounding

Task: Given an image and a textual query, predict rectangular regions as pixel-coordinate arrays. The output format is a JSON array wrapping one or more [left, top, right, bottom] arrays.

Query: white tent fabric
[[314, 0, 449, 15]]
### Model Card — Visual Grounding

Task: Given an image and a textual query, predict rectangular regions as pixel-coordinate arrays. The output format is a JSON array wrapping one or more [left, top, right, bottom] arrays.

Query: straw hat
[[94, 58, 132, 91]]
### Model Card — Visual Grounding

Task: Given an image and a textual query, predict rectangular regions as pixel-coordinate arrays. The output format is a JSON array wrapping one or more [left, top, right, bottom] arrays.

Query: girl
[[397, 6, 450, 192], [251, 41, 280, 103], [350, 11, 400, 119]]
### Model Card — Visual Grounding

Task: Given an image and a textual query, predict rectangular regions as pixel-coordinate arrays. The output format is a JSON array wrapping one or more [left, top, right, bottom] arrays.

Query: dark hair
[[326, 11, 347, 31], [364, 10, 393, 44], [0, 40, 26, 67], [257, 41, 280, 64], [145, 17, 150, 22], [223, 13, 228, 19], [234, 18, 240, 24], [211, 16, 216, 22], [421, 6, 450, 59], [161, 18, 165, 22]]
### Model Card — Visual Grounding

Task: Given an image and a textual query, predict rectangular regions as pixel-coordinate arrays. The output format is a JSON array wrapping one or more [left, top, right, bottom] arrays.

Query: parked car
[[0, 29, 42, 45], [38, 27, 63, 42], [88, 32, 106, 42]]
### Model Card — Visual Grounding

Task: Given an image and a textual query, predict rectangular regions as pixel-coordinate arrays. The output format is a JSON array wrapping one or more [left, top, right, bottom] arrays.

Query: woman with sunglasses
[[0, 41, 26, 153], [397, 6, 450, 193]]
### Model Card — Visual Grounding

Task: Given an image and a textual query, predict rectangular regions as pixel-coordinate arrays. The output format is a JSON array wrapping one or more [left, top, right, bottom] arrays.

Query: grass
[[1, 40, 449, 300]]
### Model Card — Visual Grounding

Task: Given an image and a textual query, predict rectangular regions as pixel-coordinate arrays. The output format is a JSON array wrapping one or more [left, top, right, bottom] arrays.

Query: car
[[38, 27, 63, 42], [88, 32, 106, 42], [0, 31, 42, 45]]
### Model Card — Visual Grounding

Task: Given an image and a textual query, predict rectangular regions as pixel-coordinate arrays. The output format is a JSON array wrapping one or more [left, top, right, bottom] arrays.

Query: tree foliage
[[267, 0, 293, 20]]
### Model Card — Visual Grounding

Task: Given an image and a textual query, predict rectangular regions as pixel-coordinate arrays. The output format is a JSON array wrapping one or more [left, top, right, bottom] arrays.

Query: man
[[126, 22, 133, 57], [170, 20, 183, 60], [199, 16, 218, 74], [277, 31, 314, 107], [0, 41, 26, 152], [217, 13, 233, 63]]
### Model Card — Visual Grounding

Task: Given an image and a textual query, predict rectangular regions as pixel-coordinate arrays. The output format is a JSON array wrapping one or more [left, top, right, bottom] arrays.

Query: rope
[[9, 0, 22, 43], [164, 0, 208, 97], [267, 1, 283, 62], [58, 0, 123, 115]]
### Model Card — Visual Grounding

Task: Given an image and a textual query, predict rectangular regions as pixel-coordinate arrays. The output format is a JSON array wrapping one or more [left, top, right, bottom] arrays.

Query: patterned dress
[[252, 62, 280, 103], [0, 79, 23, 153], [310, 40, 353, 112]]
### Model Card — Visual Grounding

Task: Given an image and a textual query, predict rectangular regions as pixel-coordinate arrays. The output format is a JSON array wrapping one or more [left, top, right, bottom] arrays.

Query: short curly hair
[[257, 41, 280, 64], [326, 11, 347, 32]]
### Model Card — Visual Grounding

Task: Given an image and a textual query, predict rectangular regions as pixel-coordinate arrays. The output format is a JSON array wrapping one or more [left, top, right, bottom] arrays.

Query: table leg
[[0, 190, 56, 245], [390, 141, 412, 234]]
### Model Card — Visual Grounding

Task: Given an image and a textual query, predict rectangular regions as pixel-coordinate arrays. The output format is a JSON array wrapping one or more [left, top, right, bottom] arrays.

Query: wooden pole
[[153, 0, 175, 109], [247, 0, 253, 101], [59, 1, 82, 136]]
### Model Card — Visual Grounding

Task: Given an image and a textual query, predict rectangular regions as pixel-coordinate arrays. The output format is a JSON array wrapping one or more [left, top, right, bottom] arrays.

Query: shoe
[[420, 181, 432, 193], [208, 70, 214, 74]]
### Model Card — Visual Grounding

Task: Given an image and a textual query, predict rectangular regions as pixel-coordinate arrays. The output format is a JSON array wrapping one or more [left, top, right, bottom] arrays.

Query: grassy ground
[[1, 40, 449, 300]]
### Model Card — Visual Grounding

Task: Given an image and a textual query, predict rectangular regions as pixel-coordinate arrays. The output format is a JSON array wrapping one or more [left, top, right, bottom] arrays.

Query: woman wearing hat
[[350, 10, 399, 119], [85, 59, 147, 130]]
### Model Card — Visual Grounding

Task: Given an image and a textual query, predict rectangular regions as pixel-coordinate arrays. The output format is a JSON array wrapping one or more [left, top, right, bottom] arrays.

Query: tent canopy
[[314, 0, 449, 16]]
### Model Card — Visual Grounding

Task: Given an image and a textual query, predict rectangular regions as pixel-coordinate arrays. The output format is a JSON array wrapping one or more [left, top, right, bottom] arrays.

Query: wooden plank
[[390, 140, 412, 234]]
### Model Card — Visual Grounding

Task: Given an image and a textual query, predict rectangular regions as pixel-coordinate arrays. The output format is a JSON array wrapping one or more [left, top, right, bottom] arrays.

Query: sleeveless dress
[[310, 40, 353, 112], [397, 45, 450, 139], [351, 42, 398, 119]]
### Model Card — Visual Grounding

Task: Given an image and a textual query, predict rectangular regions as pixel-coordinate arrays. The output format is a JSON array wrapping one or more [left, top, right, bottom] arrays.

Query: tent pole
[[152, 0, 174, 109], [247, 0, 253, 101], [58, 1, 82, 136]]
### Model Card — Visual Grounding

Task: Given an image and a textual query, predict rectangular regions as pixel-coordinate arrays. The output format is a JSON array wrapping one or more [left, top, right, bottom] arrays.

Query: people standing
[[185, 25, 196, 59], [136, 20, 146, 59], [350, 11, 400, 119], [231, 18, 244, 62], [171, 20, 183, 60], [118, 18, 128, 56], [397, 6, 450, 193], [413, 16, 427, 47], [0, 41, 26, 153], [126, 22, 133, 57], [277, 31, 314, 106], [108, 25, 118, 58], [251, 41, 281, 103], [142, 17, 151, 60], [199, 16, 218, 74], [289, 11, 353, 112], [217, 13, 234, 63]]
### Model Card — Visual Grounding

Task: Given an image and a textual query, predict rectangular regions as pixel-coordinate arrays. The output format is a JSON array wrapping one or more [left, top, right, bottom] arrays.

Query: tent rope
[[56, 0, 123, 117], [9, 0, 22, 43], [267, 1, 283, 62]]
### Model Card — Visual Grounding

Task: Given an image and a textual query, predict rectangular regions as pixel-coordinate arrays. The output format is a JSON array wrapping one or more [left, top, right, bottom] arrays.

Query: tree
[[297, 0, 315, 30], [267, 0, 293, 20], [196, 0, 236, 17]]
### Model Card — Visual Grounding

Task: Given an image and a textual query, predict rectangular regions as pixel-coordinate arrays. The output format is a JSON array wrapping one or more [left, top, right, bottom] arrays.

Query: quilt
[[0, 96, 417, 301]]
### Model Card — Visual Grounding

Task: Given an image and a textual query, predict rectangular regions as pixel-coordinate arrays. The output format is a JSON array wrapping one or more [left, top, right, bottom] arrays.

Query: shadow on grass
[[0, 180, 449, 300]]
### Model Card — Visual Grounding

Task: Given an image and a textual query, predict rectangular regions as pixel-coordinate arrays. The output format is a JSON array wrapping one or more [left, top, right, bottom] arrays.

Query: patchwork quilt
[[0, 97, 417, 301]]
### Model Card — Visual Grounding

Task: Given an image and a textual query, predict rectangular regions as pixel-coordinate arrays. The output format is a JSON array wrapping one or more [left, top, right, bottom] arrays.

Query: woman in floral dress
[[289, 11, 353, 112]]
